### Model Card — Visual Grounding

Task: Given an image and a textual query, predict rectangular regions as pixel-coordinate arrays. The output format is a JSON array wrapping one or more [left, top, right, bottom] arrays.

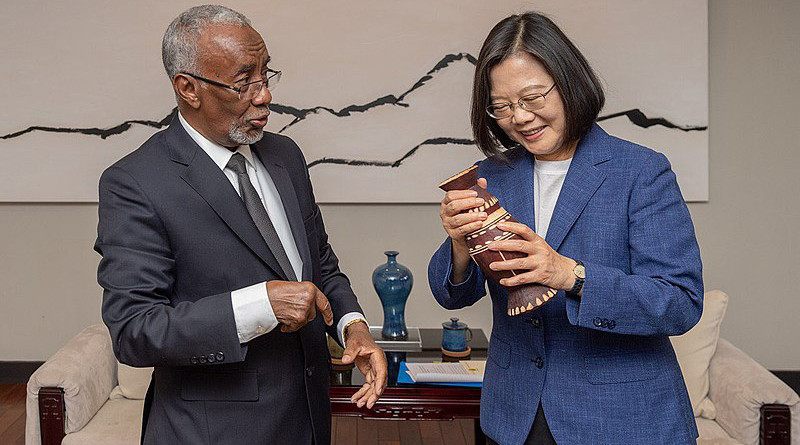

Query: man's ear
[[174, 74, 201, 109]]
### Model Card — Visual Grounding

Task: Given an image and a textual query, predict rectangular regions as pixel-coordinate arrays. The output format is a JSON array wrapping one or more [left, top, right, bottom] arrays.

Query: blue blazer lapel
[[481, 150, 536, 231], [254, 147, 313, 282], [545, 124, 610, 251], [165, 122, 289, 280]]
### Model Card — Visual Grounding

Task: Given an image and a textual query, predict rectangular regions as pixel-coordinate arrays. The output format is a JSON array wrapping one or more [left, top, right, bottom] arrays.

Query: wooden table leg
[[474, 418, 486, 445]]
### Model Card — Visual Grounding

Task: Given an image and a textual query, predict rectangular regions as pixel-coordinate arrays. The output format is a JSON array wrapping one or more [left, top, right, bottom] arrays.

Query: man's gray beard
[[229, 122, 264, 145]]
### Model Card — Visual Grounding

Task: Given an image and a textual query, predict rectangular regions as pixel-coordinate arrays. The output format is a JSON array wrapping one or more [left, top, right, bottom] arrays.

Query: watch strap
[[568, 260, 585, 295]]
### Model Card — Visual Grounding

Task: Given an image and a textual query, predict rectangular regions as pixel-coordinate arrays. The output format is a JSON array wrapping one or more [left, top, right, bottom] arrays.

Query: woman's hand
[[439, 178, 489, 246], [439, 178, 489, 282], [488, 221, 578, 290]]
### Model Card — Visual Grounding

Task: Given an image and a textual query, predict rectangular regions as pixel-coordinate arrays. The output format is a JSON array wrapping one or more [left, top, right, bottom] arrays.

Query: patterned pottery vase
[[439, 165, 556, 316], [372, 251, 413, 340]]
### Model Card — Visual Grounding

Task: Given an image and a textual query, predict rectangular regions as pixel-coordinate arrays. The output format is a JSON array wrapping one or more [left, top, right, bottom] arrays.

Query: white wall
[[691, 0, 800, 369], [1, 0, 798, 369]]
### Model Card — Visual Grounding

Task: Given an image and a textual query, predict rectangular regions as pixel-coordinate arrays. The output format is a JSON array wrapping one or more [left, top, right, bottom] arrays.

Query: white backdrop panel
[[0, 0, 708, 202]]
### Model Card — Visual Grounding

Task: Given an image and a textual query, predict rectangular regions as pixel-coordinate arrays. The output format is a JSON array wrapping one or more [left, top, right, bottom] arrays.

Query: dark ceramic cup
[[441, 317, 473, 352]]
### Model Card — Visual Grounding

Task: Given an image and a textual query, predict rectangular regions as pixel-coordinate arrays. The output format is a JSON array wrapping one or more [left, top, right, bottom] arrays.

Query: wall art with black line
[[0, 0, 708, 202]]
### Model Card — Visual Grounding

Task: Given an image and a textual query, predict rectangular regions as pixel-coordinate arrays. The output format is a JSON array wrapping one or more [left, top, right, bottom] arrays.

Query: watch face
[[575, 264, 586, 279]]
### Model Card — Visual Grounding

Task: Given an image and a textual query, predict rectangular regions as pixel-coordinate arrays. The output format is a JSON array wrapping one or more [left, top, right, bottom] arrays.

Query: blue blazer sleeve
[[428, 237, 487, 310], [565, 152, 704, 336]]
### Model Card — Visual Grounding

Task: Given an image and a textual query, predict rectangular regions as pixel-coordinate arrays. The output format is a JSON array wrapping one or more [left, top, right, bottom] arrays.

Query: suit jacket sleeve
[[310, 201, 364, 340], [291, 144, 363, 339], [96, 165, 245, 368], [564, 152, 704, 336]]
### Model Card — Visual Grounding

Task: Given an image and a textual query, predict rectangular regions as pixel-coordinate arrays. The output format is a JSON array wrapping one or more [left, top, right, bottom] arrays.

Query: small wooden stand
[[441, 346, 471, 362]]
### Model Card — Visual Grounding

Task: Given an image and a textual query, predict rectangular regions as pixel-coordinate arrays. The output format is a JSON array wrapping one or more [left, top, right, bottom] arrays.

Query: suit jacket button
[[593, 317, 602, 327], [190, 356, 198, 365], [530, 317, 542, 328], [216, 352, 225, 362], [533, 356, 544, 369], [198, 355, 207, 364], [608, 320, 616, 329], [306, 365, 314, 377], [207, 353, 216, 363]]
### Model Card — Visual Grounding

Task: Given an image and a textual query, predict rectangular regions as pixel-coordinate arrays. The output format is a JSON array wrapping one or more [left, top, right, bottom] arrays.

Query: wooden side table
[[329, 328, 488, 444]]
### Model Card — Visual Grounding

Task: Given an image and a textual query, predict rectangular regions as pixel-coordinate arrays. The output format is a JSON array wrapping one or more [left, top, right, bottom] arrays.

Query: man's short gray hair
[[162, 5, 251, 78]]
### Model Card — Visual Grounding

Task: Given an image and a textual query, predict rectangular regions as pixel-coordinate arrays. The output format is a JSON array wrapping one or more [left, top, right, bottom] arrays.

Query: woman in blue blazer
[[428, 12, 703, 445]]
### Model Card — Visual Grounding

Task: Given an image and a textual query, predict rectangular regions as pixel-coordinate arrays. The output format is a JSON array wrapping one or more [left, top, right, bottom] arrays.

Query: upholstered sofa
[[26, 290, 799, 444]]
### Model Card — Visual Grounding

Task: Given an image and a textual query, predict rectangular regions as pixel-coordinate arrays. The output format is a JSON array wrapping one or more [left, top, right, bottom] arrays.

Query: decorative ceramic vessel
[[439, 165, 557, 316], [372, 251, 413, 340], [327, 335, 353, 385], [441, 317, 472, 352], [385, 351, 407, 385], [329, 358, 354, 386]]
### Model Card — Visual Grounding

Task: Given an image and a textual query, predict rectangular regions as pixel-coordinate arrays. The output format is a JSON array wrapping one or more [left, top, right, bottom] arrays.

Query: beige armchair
[[25, 324, 145, 445], [669, 290, 799, 444], [700, 338, 796, 444], [25, 291, 799, 445]]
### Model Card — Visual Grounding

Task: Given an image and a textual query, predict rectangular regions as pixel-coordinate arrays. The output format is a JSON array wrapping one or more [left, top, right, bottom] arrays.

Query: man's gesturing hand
[[266, 281, 334, 332], [341, 321, 388, 409]]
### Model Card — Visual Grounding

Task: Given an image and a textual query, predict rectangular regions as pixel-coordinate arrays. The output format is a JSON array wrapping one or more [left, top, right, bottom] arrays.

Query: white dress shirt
[[178, 113, 366, 345]]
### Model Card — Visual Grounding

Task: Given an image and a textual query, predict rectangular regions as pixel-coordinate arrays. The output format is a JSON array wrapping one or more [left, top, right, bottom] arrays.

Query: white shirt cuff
[[231, 282, 279, 343], [337, 312, 368, 347]]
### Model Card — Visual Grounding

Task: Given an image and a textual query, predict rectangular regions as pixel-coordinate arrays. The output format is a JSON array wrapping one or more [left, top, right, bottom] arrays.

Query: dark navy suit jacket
[[96, 118, 362, 445], [428, 124, 703, 445]]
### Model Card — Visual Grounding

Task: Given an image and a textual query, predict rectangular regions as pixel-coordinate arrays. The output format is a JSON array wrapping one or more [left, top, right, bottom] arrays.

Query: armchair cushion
[[61, 398, 144, 445], [109, 363, 152, 400], [709, 338, 800, 445], [671, 289, 729, 419], [695, 418, 740, 444], [26, 324, 117, 444]]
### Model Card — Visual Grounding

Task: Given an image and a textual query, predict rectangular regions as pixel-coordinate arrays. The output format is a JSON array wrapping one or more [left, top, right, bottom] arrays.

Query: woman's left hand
[[488, 221, 577, 290]]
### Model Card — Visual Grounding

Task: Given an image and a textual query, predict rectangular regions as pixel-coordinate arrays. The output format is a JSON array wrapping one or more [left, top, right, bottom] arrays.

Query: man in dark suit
[[95, 5, 387, 444]]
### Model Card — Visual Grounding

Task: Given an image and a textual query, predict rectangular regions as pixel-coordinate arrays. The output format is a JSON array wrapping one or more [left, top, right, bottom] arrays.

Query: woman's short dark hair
[[471, 12, 605, 158]]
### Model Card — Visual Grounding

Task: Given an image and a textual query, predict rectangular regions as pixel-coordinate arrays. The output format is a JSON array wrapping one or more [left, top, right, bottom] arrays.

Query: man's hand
[[341, 321, 387, 409], [266, 281, 333, 332]]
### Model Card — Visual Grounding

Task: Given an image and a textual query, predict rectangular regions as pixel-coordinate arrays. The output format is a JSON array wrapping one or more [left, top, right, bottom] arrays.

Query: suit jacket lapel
[[253, 147, 313, 282], [545, 124, 610, 251], [165, 121, 289, 280]]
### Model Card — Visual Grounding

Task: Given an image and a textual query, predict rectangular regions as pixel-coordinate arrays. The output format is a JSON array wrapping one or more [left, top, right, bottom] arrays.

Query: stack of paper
[[404, 361, 485, 383]]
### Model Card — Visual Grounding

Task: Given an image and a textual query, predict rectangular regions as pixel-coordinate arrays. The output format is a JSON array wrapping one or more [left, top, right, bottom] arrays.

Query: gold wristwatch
[[568, 260, 585, 295]]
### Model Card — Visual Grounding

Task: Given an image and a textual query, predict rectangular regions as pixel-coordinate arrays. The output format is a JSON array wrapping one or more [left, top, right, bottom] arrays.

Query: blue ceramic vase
[[372, 251, 413, 340], [385, 351, 407, 385]]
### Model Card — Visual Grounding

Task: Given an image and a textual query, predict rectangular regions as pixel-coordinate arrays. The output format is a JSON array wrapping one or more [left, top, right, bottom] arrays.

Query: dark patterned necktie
[[226, 153, 297, 281]]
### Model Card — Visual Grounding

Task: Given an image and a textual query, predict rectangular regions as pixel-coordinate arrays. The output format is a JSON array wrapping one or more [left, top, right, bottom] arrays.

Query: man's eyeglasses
[[180, 69, 282, 101], [486, 84, 557, 119]]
